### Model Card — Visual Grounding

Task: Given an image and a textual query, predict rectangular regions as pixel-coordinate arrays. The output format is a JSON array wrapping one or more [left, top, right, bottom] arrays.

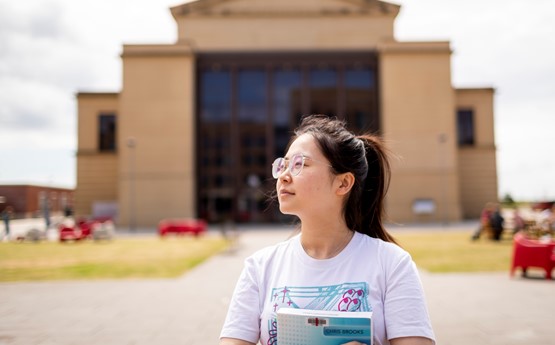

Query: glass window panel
[[310, 69, 336, 87], [309, 68, 337, 117], [273, 69, 302, 127], [98, 113, 116, 152], [345, 67, 378, 133], [457, 109, 475, 146], [345, 69, 375, 88], [273, 68, 302, 157], [237, 69, 268, 222], [200, 70, 231, 122], [238, 69, 267, 123], [198, 69, 233, 222]]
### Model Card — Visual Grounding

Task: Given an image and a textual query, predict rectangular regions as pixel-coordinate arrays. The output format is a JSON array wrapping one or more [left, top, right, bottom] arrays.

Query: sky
[[0, 0, 554, 201]]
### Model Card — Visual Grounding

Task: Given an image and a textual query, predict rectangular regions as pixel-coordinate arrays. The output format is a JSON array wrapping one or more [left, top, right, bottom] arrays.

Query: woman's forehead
[[286, 134, 324, 159]]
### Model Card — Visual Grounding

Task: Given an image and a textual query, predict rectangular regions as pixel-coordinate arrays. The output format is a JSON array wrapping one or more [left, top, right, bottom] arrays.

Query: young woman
[[220, 115, 435, 345]]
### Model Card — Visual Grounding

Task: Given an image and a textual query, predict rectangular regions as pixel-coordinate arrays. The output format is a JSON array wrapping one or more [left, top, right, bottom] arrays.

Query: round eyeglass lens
[[272, 158, 285, 178], [290, 154, 304, 176]]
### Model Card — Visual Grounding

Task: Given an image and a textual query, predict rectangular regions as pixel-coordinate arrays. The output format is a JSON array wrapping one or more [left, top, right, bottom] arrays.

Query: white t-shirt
[[220, 231, 436, 345]]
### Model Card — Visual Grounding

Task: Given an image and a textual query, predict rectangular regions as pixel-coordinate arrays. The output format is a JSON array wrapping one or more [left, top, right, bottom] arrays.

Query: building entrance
[[197, 52, 379, 223]]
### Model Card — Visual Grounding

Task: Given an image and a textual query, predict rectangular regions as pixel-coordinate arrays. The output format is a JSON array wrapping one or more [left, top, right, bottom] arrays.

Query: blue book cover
[[277, 308, 373, 345]]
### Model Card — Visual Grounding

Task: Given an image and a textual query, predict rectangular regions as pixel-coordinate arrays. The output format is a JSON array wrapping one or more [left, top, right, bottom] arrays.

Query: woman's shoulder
[[355, 232, 416, 277], [356, 231, 410, 260], [246, 233, 299, 264]]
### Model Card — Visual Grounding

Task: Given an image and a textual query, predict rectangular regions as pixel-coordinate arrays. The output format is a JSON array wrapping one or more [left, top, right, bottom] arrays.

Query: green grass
[[0, 236, 229, 282], [394, 230, 513, 273], [0, 230, 515, 282]]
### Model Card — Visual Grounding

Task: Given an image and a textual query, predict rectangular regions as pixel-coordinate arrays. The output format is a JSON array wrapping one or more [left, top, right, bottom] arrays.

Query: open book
[[277, 308, 373, 345]]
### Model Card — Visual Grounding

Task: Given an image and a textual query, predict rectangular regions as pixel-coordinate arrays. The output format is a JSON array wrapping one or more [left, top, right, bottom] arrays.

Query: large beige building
[[76, 0, 498, 227]]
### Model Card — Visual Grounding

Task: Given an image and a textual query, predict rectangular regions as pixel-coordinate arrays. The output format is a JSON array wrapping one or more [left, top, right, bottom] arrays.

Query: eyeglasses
[[271, 153, 331, 179]]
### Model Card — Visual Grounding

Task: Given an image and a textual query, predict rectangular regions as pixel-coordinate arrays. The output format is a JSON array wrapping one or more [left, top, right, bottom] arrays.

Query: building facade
[[76, 0, 498, 227], [0, 185, 74, 218]]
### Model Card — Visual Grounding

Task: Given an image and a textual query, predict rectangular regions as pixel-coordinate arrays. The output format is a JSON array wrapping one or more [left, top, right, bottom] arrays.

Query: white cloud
[[0, 0, 180, 189], [0, 75, 72, 127]]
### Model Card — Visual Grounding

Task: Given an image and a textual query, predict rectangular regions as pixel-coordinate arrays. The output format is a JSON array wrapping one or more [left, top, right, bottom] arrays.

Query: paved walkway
[[0, 225, 554, 345]]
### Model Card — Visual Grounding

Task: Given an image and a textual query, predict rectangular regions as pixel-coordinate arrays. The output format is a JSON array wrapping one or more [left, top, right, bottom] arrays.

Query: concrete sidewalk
[[1, 226, 554, 345]]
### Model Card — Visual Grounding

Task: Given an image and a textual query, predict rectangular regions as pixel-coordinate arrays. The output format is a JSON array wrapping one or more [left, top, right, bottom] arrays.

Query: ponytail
[[351, 135, 397, 244]]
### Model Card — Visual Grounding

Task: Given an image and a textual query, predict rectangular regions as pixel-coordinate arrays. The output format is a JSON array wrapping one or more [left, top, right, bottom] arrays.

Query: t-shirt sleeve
[[220, 255, 262, 343], [383, 249, 436, 344]]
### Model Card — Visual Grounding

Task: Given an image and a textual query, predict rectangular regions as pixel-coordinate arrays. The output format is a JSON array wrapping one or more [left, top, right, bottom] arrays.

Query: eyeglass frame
[[271, 153, 332, 179]]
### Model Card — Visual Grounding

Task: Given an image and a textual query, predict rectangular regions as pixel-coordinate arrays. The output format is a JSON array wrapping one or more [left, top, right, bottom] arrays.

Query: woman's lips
[[279, 189, 294, 196]]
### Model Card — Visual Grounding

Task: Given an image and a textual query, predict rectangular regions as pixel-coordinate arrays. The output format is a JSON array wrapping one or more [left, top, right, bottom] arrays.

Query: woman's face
[[276, 133, 337, 218]]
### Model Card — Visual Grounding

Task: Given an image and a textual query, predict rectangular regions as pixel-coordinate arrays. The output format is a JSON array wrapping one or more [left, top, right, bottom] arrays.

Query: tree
[[501, 193, 515, 207]]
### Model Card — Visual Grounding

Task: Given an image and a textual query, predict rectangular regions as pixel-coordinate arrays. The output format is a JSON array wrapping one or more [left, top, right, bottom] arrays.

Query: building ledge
[[76, 150, 118, 156], [121, 44, 194, 57], [76, 92, 119, 98], [455, 87, 496, 93], [379, 41, 452, 54]]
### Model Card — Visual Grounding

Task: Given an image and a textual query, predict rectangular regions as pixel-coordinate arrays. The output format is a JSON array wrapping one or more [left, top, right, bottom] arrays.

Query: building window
[[457, 109, 474, 146], [99, 113, 116, 151], [197, 52, 379, 222], [309, 67, 338, 117], [345, 67, 377, 132]]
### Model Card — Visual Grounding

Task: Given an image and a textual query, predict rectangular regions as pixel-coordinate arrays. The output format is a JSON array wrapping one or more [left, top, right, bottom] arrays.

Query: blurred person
[[220, 115, 435, 345], [512, 208, 525, 234], [471, 202, 494, 241], [489, 203, 505, 241], [1, 205, 14, 239], [42, 199, 51, 230], [64, 205, 73, 218]]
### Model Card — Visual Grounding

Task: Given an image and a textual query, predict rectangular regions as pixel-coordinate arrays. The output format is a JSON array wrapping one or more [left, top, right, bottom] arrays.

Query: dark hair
[[291, 115, 397, 244]]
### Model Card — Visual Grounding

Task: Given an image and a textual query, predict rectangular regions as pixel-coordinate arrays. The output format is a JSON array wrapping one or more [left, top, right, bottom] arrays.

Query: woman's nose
[[278, 168, 291, 182]]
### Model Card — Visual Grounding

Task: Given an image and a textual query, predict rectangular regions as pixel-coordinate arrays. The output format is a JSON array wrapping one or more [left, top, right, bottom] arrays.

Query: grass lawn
[[0, 236, 229, 282], [0, 230, 515, 282], [394, 230, 514, 273]]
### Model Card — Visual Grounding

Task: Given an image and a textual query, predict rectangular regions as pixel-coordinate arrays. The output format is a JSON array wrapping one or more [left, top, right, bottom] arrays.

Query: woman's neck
[[299, 217, 354, 260]]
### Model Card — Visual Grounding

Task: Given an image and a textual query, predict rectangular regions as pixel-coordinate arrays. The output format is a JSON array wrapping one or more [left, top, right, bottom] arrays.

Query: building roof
[[170, 0, 400, 18], [0, 184, 75, 191]]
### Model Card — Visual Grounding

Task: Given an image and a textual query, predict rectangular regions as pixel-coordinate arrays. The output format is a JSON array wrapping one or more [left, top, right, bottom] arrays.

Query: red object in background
[[531, 201, 555, 211], [59, 218, 110, 242], [510, 232, 555, 280], [158, 219, 206, 237], [59, 222, 92, 242]]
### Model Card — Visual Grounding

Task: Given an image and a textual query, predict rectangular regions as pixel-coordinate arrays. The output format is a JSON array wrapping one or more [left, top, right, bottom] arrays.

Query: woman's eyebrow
[[284, 152, 304, 159]]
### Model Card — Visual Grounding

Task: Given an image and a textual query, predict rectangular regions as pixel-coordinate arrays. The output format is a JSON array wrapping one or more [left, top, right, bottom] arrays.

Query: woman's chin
[[278, 205, 295, 216]]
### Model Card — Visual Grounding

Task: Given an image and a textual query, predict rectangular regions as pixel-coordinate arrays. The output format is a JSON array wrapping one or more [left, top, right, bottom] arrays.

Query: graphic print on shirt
[[266, 282, 370, 345]]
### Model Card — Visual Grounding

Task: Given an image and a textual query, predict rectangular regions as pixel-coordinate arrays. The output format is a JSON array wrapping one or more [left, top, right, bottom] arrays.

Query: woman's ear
[[335, 172, 355, 196]]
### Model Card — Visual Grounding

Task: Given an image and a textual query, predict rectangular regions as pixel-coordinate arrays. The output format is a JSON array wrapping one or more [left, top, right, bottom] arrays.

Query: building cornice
[[121, 44, 194, 58], [455, 87, 496, 93], [76, 150, 118, 157], [76, 92, 119, 98], [378, 41, 452, 54], [170, 0, 400, 19]]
